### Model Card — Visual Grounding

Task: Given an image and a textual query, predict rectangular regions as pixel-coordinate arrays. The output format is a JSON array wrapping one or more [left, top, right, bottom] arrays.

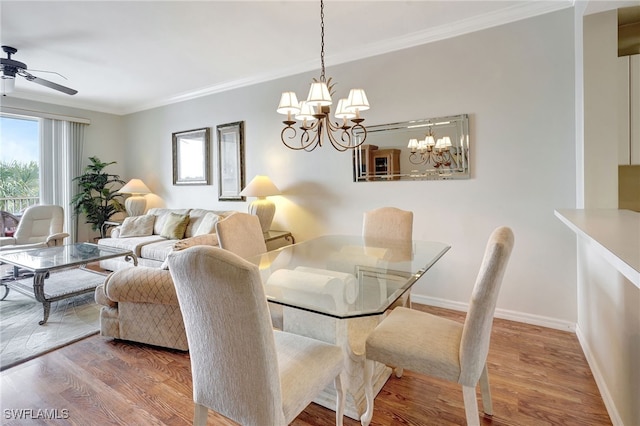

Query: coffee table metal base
[[1, 268, 107, 325]]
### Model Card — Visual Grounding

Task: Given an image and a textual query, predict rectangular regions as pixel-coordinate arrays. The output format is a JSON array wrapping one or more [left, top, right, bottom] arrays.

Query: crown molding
[[123, 1, 574, 115], [8, 1, 574, 116]]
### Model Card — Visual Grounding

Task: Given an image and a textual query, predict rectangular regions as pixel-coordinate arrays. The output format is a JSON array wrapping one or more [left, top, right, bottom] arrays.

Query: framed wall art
[[217, 121, 245, 201], [172, 127, 211, 185]]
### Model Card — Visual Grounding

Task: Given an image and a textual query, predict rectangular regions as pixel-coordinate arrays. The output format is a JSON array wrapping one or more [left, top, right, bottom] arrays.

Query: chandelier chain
[[320, 0, 326, 82]]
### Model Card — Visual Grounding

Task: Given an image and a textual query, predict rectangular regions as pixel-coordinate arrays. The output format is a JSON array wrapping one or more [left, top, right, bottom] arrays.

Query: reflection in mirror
[[352, 114, 470, 181]]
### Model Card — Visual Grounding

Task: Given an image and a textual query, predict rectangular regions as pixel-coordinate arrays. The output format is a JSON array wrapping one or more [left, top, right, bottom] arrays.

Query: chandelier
[[407, 127, 458, 169], [276, 0, 370, 152]]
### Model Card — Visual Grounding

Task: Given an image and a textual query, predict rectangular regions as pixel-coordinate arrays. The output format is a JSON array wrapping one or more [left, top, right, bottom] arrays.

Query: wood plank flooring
[[0, 304, 610, 425]]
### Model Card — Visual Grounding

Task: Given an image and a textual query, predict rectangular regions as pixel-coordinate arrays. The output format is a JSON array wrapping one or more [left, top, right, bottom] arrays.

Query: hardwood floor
[[0, 304, 610, 425]]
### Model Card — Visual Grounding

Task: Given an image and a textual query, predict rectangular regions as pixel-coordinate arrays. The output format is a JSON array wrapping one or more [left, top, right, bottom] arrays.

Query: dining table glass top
[[247, 235, 450, 319]]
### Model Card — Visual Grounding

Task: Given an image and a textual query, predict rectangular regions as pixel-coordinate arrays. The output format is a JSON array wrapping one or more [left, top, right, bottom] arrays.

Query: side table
[[264, 230, 294, 251]]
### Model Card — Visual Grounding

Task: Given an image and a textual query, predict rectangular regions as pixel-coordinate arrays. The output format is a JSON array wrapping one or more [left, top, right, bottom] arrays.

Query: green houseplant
[[71, 156, 126, 238]]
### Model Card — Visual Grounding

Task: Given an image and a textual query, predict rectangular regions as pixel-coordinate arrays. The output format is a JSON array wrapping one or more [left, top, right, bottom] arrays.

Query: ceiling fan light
[[1, 76, 15, 94], [306, 82, 332, 106]]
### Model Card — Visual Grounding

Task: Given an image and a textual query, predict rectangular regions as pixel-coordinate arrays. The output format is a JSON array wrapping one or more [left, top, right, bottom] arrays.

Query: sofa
[[97, 208, 233, 271]]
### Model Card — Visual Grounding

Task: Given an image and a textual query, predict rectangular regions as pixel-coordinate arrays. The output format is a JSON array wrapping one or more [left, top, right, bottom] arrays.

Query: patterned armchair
[[95, 266, 188, 350]]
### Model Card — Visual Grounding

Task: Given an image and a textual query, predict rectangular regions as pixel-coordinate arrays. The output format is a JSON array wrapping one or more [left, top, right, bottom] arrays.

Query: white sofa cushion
[[194, 212, 221, 236], [140, 239, 177, 262], [118, 215, 155, 237], [98, 234, 166, 257]]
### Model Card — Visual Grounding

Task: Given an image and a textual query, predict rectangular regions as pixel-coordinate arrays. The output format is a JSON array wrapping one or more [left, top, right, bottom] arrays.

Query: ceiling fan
[[1, 45, 77, 96]]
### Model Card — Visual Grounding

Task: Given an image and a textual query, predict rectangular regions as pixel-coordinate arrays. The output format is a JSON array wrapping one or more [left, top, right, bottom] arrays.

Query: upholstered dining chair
[[363, 206, 414, 310], [215, 212, 267, 258], [215, 211, 282, 329], [362, 206, 413, 242], [0, 205, 69, 251], [168, 246, 346, 426], [361, 226, 515, 426]]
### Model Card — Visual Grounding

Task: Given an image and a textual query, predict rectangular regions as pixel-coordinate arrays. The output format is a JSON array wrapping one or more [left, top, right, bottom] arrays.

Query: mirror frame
[[352, 114, 470, 182]]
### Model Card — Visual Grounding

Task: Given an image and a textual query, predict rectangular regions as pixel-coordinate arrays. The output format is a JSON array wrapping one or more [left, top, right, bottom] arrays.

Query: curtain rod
[[0, 106, 91, 124]]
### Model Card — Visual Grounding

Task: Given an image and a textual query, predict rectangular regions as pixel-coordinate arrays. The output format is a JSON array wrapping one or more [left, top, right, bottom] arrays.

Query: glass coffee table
[[0, 243, 137, 325]]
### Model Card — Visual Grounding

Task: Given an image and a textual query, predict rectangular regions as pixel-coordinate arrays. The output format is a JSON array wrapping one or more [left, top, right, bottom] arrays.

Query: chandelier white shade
[[240, 175, 281, 233], [117, 178, 152, 217], [277, 0, 370, 152]]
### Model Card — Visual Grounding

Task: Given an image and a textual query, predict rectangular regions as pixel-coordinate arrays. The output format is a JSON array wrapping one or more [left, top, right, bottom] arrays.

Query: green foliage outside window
[[0, 160, 39, 211]]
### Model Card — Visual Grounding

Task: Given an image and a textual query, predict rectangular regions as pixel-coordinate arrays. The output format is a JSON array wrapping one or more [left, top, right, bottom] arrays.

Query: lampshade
[[295, 101, 317, 122], [240, 175, 281, 233], [240, 175, 281, 198], [118, 178, 151, 195], [118, 179, 152, 217], [346, 89, 370, 112], [334, 98, 356, 120], [306, 81, 332, 106], [407, 139, 419, 150], [277, 92, 300, 115]]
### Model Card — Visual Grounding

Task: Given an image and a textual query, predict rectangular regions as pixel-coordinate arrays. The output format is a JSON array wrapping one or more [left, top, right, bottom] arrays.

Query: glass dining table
[[247, 235, 450, 422]]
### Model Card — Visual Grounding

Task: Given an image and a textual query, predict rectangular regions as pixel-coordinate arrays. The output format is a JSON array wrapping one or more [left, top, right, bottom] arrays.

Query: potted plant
[[71, 156, 126, 239]]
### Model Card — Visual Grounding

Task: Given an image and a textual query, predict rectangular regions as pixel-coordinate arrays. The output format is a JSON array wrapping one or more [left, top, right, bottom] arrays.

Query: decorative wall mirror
[[352, 114, 470, 181]]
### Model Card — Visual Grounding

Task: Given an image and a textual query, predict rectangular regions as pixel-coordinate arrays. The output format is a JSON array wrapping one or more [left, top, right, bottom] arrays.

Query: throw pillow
[[194, 212, 221, 236], [160, 212, 190, 239], [118, 215, 155, 237]]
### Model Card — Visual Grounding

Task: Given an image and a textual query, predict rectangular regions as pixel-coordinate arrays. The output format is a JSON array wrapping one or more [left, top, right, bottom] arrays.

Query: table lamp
[[118, 178, 152, 217], [240, 175, 281, 233]]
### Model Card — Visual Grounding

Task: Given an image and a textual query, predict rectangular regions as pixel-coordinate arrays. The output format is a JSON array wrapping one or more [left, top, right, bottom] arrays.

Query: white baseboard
[[575, 325, 623, 426], [410, 294, 576, 332]]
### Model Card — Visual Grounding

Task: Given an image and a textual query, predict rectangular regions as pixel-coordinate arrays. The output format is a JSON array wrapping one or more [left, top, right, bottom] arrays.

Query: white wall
[[123, 9, 578, 326]]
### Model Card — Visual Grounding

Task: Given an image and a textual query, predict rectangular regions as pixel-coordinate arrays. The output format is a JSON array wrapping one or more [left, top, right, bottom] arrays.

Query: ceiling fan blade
[[23, 74, 77, 95]]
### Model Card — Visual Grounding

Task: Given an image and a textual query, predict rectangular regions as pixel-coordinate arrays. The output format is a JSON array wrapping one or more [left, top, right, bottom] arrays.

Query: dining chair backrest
[[168, 245, 346, 426], [13, 205, 65, 245], [362, 207, 413, 242], [458, 226, 515, 387], [216, 212, 267, 258], [168, 245, 286, 424]]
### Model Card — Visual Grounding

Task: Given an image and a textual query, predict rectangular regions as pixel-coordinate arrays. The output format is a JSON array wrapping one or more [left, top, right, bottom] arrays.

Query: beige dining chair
[[362, 206, 413, 242], [215, 211, 282, 329], [0, 205, 69, 251], [167, 245, 346, 426], [361, 226, 515, 426], [215, 212, 267, 258], [363, 206, 413, 310]]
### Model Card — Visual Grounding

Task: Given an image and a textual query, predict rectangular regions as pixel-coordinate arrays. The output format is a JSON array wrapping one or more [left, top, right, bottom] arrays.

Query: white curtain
[[40, 119, 85, 243]]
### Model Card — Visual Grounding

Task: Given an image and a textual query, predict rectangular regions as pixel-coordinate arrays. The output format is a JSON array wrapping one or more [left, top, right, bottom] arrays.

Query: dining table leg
[[282, 307, 391, 422]]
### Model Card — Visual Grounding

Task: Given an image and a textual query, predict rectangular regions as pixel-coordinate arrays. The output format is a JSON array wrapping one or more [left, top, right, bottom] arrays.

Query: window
[[0, 115, 40, 213]]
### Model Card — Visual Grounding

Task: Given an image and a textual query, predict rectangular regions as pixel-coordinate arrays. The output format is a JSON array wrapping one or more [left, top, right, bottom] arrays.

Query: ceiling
[[0, 0, 595, 116]]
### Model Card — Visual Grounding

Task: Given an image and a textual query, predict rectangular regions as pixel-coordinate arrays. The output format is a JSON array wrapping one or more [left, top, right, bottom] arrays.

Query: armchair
[[0, 205, 69, 251]]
